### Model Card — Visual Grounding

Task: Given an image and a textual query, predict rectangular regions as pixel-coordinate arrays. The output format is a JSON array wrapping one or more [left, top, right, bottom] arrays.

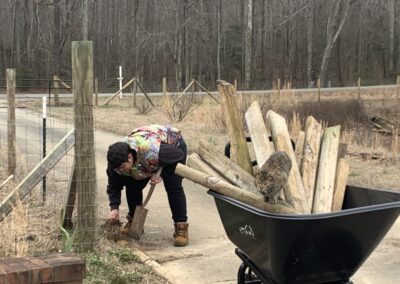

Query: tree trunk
[[53, 0, 61, 75], [388, 0, 395, 73], [217, 0, 222, 79], [82, 0, 89, 40], [319, 0, 350, 85], [306, 0, 315, 86], [244, 0, 253, 89]]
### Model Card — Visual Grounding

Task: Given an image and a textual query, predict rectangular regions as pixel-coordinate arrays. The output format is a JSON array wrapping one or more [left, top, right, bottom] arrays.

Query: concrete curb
[[133, 248, 177, 284]]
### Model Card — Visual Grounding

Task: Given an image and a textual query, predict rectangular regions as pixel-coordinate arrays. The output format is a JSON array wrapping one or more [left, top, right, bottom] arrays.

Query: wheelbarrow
[[208, 185, 400, 284]]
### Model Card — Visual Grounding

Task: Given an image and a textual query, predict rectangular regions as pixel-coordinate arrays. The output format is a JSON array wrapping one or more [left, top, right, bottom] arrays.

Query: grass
[[83, 245, 160, 284]]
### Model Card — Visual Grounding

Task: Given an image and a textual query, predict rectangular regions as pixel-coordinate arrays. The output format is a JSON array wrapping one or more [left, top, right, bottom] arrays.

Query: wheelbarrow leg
[[238, 262, 263, 284], [236, 248, 275, 284]]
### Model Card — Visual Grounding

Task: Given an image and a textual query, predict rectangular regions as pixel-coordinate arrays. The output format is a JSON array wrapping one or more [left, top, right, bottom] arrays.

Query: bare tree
[[318, 0, 351, 85], [244, 0, 253, 89]]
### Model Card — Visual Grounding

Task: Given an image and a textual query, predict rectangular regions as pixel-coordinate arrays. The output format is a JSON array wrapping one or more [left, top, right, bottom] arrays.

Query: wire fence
[[0, 95, 82, 258], [0, 76, 399, 95]]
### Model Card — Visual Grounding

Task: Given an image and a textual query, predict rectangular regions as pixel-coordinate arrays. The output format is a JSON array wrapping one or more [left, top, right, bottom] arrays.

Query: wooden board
[[198, 141, 259, 195], [331, 158, 350, 211], [312, 125, 341, 213], [300, 116, 322, 212], [175, 164, 298, 214], [0, 129, 75, 222], [244, 101, 274, 169], [217, 80, 253, 174], [266, 110, 308, 213], [187, 153, 228, 182]]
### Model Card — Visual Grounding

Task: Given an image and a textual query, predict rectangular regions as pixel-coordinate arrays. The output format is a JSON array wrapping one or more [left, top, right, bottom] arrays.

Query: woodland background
[[1, 0, 400, 89]]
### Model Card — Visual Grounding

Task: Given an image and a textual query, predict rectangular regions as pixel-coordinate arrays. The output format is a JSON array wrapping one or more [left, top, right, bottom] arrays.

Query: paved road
[[0, 83, 398, 100], [1, 108, 399, 284]]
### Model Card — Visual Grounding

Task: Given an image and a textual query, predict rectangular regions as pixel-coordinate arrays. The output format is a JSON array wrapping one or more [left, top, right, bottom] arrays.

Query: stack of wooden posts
[[175, 81, 350, 215]]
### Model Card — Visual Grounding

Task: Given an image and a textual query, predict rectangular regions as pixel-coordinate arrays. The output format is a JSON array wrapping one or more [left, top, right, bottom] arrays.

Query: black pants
[[125, 143, 187, 223]]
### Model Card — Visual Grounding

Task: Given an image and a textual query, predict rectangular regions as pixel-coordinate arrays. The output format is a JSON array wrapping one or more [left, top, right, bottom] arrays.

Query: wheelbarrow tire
[[237, 262, 262, 284], [237, 262, 246, 284]]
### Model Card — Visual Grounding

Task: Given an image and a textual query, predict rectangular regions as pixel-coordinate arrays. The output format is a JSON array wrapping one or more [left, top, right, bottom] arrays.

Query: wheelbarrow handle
[[142, 167, 163, 207]]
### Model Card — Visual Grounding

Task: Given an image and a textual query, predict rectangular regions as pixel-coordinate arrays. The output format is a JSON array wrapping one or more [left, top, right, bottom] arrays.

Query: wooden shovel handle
[[142, 167, 163, 207]]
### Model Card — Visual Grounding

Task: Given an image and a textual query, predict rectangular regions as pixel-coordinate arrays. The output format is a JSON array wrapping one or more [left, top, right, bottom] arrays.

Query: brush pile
[[175, 81, 350, 215]]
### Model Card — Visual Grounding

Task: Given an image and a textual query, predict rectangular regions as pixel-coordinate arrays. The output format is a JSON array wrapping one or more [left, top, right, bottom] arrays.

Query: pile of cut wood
[[175, 81, 349, 215]]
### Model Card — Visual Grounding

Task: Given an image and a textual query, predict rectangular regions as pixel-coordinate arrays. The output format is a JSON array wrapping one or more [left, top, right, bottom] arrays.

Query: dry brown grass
[[0, 144, 72, 259]]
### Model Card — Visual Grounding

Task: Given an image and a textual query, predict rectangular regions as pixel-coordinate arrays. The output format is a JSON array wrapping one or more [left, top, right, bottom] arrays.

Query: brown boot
[[173, 222, 189, 247], [121, 215, 132, 235]]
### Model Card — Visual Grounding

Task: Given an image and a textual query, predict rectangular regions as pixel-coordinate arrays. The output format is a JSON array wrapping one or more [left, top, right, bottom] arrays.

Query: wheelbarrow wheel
[[237, 262, 262, 284]]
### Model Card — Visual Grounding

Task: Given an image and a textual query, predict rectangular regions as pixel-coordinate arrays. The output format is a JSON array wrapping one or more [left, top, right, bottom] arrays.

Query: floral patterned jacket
[[122, 124, 182, 180]]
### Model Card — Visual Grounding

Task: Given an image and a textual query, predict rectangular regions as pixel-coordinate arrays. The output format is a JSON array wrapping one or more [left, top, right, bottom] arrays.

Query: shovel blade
[[129, 206, 148, 240]]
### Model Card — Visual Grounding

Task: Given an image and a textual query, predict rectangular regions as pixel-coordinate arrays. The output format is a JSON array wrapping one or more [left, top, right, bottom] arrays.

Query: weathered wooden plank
[[55, 75, 72, 90], [0, 175, 13, 190], [135, 79, 155, 106], [217, 80, 253, 174], [175, 164, 298, 214], [300, 116, 322, 212], [194, 80, 220, 103], [294, 131, 305, 166], [245, 101, 275, 169], [266, 110, 308, 213], [331, 158, 350, 212], [198, 141, 259, 195], [103, 77, 135, 105], [312, 125, 341, 213], [187, 153, 229, 182], [7, 68, 16, 176], [0, 129, 75, 222], [175, 79, 195, 101]]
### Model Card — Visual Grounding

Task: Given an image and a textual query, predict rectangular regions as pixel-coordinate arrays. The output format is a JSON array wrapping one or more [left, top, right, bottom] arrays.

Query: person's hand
[[107, 209, 119, 221], [150, 174, 162, 185]]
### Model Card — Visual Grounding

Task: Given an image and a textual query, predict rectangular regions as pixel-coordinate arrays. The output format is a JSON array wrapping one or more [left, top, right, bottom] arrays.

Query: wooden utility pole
[[357, 77, 361, 102], [71, 41, 96, 251], [53, 75, 60, 106], [7, 69, 16, 176]]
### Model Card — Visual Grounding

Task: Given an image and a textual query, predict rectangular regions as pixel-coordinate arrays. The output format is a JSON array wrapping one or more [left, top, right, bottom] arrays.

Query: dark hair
[[107, 142, 136, 169]]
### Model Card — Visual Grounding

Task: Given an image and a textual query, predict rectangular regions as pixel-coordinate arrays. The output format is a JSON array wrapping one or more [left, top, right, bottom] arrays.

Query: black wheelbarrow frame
[[208, 185, 400, 284]]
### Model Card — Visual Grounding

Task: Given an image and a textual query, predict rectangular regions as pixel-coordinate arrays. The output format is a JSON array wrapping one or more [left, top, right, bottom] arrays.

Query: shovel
[[129, 167, 163, 240]]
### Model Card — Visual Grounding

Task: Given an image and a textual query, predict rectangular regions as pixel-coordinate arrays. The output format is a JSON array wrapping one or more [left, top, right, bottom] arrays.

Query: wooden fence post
[[162, 77, 167, 97], [6, 69, 16, 176], [53, 75, 60, 106], [94, 78, 98, 106], [133, 78, 137, 107], [396, 75, 400, 98], [234, 79, 238, 93], [71, 41, 96, 251], [277, 78, 281, 100], [357, 77, 361, 102], [317, 78, 321, 102]]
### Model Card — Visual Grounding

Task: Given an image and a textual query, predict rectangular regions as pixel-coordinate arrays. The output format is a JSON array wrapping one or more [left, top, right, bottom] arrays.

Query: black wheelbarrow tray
[[208, 185, 400, 284]]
